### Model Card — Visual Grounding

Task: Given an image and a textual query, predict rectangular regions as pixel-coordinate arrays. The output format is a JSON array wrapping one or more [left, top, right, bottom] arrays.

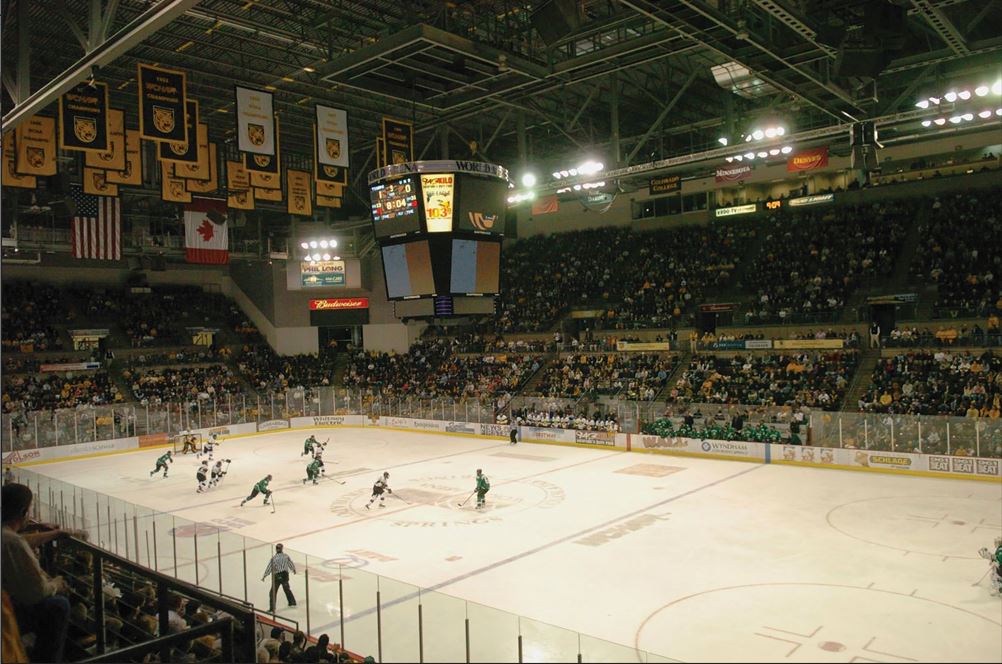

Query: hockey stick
[[326, 475, 346, 485], [457, 491, 476, 507], [971, 566, 991, 586], [270, 494, 276, 514], [389, 491, 409, 505]]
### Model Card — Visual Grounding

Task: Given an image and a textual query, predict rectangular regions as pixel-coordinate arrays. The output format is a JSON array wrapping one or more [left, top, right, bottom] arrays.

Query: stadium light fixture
[[744, 152, 755, 160], [300, 242, 309, 249], [309, 241, 318, 248], [944, 91, 958, 102], [752, 129, 764, 140], [993, 80, 1002, 95], [997, 108, 1002, 116], [322, 253, 331, 261], [332, 255, 341, 261], [781, 146, 793, 154], [958, 90, 972, 100], [552, 171, 561, 179], [949, 116, 962, 123], [975, 85, 989, 97], [319, 240, 329, 248], [521, 173, 537, 187], [725, 156, 734, 162], [961, 113, 974, 121], [934, 117, 946, 125], [718, 137, 728, 146], [915, 100, 929, 109], [733, 155, 743, 161], [978, 110, 992, 119], [757, 151, 768, 158], [768, 148, 780, 156], [921, 120, 932, 127]]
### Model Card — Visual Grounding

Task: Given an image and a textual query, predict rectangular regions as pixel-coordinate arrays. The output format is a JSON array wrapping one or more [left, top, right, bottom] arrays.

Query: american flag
[[70, 185, 121, 260]]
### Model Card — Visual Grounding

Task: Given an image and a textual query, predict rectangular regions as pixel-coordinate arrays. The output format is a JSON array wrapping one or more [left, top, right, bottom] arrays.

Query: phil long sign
[[787, 146, 828, 172], [301, 260, 346, 287], [235, 86, 275, 155], [315, 105, 349, 169], [715, 164, 752, 183]]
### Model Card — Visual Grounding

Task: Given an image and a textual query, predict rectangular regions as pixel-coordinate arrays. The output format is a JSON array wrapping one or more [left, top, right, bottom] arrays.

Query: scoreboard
[[369, 161, 509, 301]]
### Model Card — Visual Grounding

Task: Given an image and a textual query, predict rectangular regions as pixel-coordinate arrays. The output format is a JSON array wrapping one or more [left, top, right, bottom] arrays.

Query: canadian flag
[[184, 197, 229, 264]]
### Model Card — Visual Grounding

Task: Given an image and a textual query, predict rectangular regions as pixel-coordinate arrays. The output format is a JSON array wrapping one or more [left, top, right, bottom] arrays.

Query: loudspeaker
[[850, 121, 880, 171], [834, 44, 889, 79], [815, 24, 846, 48], [530, 0, 581, 46], [850, 121, 878, 147]]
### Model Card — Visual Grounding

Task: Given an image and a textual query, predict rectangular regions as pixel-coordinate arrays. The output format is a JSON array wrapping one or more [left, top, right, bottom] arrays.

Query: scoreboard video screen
[[381, 238, 437, 300], [370, 175, 421, 238], [456, 175, 507, 235], [450, 238, 501, 296]]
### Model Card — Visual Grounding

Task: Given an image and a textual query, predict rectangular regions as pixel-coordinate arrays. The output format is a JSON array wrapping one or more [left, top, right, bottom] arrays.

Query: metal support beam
[[626, 71, 697, 164], [88, 0, 102, 51], [482, 108, 512, 153], [101, 0, 120, 42], [610, 71, 620, 167], [966, 0, 998, 35], [911, 0, 969, 56], [3, 0, 202, 133], [439, 124, 449, 159], [566, 86, 598, 133], [16, 0, 30, 103], [881, 64, 936, 114], [55, 0, 89, 50], [516, 111, 526, 170]]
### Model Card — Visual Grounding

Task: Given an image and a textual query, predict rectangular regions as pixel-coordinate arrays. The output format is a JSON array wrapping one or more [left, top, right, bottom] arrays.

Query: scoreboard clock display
[[370, 175, 421, 238]]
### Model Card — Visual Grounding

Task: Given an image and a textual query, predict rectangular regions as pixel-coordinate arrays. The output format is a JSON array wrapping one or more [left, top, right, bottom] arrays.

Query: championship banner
[[226, 160, 250, 192], [59, 81, 109, 152], [316, 194, 342, 209], [106, 130, 142, 186], [315, 105, 349, 168], [160, 161, 191, 203], [175, 123, 210, 180], [253, 187, 283, 202], [235, 86, 275, 155], [381, 117, 414, 165], [287, 169, 313, 216], [159, 100, 199, 163], [186, 143, 219, 193], [137, 63, 187, 144], [648, 174, 680, 195], [375, 136, 386, 168], [787, 146, 828, 172], [85, 108, 126, 172], [3, 132, 37, 189], [14, 115, 57, 176], [246, 116, 280, 187], [715, 164, 751, 183], [82, 167, 119, 197], [227, 189, 254, 210]]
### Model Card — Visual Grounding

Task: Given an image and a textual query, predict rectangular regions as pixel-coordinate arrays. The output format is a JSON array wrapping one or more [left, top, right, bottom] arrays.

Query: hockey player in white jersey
[[198, 433, 217, 460], [196, 460, 210, 493], [210, 459, 229, 488], [366, 472, 392, 509]]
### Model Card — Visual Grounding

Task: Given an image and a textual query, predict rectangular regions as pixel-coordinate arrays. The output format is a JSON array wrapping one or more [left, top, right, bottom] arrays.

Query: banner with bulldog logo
[[286, 169, 313, 217], [185, 143, 219, 193], [381, 117, 413, 165], [174, 123, 210, 180], [160, 161, 191, 203], [106, 129, 142, 186], [316, 180, 343, 197], [313, 126, 348, 184], [227, 188, 254, 210], [235, 86, 275, 155], [246, 116, 280, 188], [14, 115, 57, 176], [315, 105, 348, 168], [85, 108, 126, 172], [253, 186, 283, 202], [137, 63, 187, 144], [316, 194, 341, 208], [59, 81, 109, 152], [2, 132, 37, 188], [159, 100, 199, 163], [83, 167, 119, 197]]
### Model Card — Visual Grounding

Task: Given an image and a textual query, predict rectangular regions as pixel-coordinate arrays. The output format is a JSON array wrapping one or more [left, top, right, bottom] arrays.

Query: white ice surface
[[26, 428, 1002, 662]]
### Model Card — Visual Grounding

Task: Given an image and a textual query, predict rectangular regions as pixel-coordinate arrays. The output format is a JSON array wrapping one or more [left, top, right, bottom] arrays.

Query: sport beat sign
[[309, 298, 369, 311]]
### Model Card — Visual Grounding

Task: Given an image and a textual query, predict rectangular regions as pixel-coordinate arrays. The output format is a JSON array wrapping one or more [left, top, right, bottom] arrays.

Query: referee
[[261, 543, 297, 613]]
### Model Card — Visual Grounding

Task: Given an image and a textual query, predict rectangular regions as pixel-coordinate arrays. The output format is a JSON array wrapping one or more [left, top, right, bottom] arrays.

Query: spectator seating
[[237, 345, 338, 391], [1, 282, 68, 352], [642, 415, 786, 443], [125, 365, 245, 404], [2, 371, 122, 412], [532, 353, 676, 400], [861, 351, 1002, 416]]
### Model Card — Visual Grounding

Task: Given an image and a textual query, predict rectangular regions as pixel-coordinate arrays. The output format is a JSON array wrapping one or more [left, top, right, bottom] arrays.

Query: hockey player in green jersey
[[240, 474, 273, 506], [149, 451, 173, 478], [302, 435, 320, 457], [303, 459, 322, 486], [475, 469, 490, 509], [978, 536, 1002, 596]]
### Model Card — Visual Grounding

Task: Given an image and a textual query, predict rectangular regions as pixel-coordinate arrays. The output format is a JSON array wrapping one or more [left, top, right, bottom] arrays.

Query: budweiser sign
[[310, 298, 368, 311]]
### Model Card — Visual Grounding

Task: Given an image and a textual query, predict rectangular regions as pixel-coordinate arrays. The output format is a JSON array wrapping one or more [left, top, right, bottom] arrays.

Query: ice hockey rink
[[18, 427, 1002, 663]]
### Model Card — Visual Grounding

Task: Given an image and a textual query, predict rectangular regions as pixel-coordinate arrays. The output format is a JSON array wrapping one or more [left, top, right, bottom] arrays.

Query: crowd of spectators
[[1, 283, 67, 352], [342, 341, 452, 398], [124, 347, 231, 368], [2, 371, 122, 412], [885, 322, 1001, 348], [741, 201, 909, 323], [495, 223, 754, 333], [533, 353, 675, 400], [451, 332, 557, 354], [860, 350, 1002, 416], [669, 352, 857, 410], [642, 415, 786, 443], [237, 345, 339, 391], [256, 626, 358, 663], [911, 190, 1002, 318], [126, 365, 245, 404]]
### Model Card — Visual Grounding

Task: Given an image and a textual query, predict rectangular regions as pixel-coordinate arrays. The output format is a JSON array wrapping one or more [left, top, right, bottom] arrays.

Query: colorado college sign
[[310, 298, 369, 311]]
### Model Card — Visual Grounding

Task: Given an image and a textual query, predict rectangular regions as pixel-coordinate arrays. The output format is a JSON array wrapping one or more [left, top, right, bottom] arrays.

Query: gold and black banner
[[175, 123, 211, 180], [83, 167, 119, 197], [159, 100, 199, 163], [106, 130, 142, 186], [86, 108, 126, 172], [186, 143, 219, 193], [59, 81, 109, 152], [246, 115, 280, 187], [15, 115, 57, 176], [138, 63, 188, 144], [160, 161, 191, 203], [235, 86, 275, 155], [316, 180, 343, 198], [253, 186, 283, 202], [313, 127, 348, 184], [287, 169, 313, 217], [227, 189, 254, 210], [381, 117, 414, 165], [3, 132, 37, 189], [226, 160, 250, 192], [316, 194, 341, 209]]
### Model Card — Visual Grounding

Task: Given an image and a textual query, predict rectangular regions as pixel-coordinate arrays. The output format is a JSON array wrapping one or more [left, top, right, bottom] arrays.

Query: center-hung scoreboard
[[367, 161, 509, 303]]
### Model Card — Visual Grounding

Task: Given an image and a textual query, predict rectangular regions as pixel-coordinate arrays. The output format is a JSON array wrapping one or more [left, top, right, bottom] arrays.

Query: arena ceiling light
[[741, 125, 785, 143], [521, 173, 537, 187], [718, 137, 728, 146], [551, 160, 604, 179], [916, 80, 1002, 109], [507, 191, 536, 204]]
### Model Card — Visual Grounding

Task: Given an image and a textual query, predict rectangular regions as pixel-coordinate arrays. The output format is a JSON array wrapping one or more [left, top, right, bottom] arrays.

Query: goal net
[[172, 432, 205, 454]]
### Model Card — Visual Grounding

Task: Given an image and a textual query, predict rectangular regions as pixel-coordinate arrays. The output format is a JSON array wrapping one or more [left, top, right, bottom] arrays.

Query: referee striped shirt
[[262, 552, 296, 579]]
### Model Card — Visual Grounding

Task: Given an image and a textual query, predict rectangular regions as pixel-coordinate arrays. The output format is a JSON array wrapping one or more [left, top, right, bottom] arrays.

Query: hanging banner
[[253, 187, 282, 202], [175, 123, 211, 180], [648, 174, 680, 195], [382, 117, 414, 165], [531, 194, 559, 216], [246, 115, 280, 188], [85, 108, 126, 172], [14, 115, 57, 176], [227, 189, 254, 210], [106, 130, 142, 186], [59, 81, 110, 152], [161, 161, 191, 203], [186, 143, 219, 193], [787, 146, 829, 172], [287, 169, 313, 216], [159, 100, 199, 163], [82, 167, 119, 197], [316, 194, 342, 209], [226, 160, 250, 192], [376, 136, 386, 168], [235, 86, 275, 155], [316, 181, 342, 197], [137, 63, 187, 144], [715, 164, 752, 183], [315, 105, 349, 168], [3, 132, 37, 189]]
